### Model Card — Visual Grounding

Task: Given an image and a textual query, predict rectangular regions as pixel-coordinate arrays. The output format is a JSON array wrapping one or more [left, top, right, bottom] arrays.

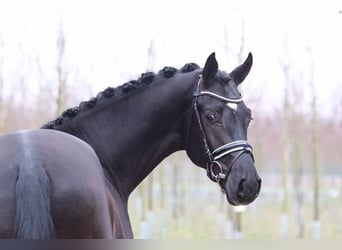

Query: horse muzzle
[[223, 153, 261, 205]]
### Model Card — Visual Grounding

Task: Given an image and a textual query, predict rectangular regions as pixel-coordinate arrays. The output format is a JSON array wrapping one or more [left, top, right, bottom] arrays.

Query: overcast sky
[[0, 0, 341, 118]]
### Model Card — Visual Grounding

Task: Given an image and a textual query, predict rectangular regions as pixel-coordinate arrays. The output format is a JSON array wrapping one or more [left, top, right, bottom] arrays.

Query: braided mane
[[42, 63, 200, 129]]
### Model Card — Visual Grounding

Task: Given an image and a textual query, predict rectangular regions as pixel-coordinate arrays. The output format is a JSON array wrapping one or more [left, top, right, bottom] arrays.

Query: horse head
[[187, 52, 261, 205]]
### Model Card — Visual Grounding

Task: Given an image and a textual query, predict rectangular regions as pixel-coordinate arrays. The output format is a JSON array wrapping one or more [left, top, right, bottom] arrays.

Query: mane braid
[[159, 67, 177, 78], [41, 62, 200, 129], [180, 63, 200, 73]]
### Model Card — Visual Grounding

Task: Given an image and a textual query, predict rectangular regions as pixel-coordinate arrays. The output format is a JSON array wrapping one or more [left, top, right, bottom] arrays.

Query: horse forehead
[[211, 77, 240, 98], [227, 80, 239, 92]]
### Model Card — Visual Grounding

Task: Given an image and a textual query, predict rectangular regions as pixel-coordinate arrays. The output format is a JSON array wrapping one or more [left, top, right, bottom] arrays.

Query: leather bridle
[[192, 75, 254, 189]]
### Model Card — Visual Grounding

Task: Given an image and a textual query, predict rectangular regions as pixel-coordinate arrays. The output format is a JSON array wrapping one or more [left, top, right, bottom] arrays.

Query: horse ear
[[229, 52, 253, 85], [202, 52, 218, 85]]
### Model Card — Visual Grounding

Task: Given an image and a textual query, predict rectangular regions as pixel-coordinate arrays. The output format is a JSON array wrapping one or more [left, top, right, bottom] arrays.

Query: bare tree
[[291, 77, 305, 238], [279, 39, 291, 238], [0, 34, 4, 133], [307, 45, 320, 239], [0, 39, 33, 132], [55, 19, 68, 116]]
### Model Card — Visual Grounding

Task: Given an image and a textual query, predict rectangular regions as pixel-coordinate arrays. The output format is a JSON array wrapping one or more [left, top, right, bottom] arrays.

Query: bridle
[[192, 75, 254, 189]]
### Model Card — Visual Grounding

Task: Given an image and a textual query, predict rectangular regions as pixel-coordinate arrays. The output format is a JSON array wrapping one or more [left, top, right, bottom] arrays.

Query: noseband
[[192, 75, 254, 188]]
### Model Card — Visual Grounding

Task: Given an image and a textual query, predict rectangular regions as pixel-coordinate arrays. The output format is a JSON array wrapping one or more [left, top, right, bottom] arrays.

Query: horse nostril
[[257, 177, 262, 186], [256, 177, 262, 194], [257, 176, 262, 184], [237, 177, 261, 202], [237, 178, 246, 199]]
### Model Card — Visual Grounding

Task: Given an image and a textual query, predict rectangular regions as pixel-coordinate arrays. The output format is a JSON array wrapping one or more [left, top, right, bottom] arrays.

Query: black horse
[[0, 53, 261, 238]]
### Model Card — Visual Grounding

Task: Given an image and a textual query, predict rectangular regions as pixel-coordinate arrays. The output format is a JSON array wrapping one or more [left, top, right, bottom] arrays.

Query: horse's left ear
[[229, 52, 253, 85], [202, 52, 218, 85]]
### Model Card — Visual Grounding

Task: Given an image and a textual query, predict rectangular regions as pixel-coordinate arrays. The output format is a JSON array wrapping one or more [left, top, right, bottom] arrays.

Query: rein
[[192, 75, 254, 189]]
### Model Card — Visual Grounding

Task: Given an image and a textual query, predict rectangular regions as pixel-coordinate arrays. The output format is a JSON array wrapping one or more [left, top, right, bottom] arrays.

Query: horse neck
[[55, 71, 199, 199]]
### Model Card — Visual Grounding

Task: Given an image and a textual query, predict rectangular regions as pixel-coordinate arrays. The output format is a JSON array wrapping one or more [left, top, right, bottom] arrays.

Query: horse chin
[[225, 191, 239, 206], [224, 187, 244, 206]]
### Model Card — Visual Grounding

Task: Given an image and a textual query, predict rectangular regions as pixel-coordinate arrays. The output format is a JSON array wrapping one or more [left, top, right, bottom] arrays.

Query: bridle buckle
[[209, 161, 226, 182]]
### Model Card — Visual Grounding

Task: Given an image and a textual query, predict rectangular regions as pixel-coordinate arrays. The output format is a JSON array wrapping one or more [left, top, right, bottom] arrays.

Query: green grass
[[127, 173, 342, 238], [128, 195, 342, 239], [126, 153, 342, 239]]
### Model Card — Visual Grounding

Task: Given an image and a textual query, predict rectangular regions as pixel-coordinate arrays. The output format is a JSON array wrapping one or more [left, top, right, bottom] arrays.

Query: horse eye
[[206, 113, 216, 122]]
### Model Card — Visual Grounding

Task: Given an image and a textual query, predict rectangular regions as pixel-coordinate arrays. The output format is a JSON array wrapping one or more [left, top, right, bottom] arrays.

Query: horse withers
[[0, 52, 261, 238]]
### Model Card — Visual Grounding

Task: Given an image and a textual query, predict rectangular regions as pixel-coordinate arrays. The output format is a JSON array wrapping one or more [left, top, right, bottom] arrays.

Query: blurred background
[[0, 0, 341, 239]]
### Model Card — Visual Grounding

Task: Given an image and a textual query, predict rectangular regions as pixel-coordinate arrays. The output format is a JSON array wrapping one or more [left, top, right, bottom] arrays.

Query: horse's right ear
[[202, 52, 218, 85], [229, 52, 253, 85]]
